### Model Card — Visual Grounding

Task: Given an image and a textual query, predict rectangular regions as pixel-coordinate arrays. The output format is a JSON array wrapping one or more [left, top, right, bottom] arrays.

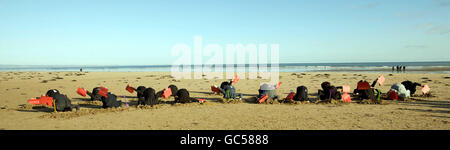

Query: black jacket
[[101, 93, 122, 108]]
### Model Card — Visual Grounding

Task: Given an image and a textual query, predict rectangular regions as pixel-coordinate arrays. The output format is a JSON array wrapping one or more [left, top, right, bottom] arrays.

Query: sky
[[0, 0, 449, 66]]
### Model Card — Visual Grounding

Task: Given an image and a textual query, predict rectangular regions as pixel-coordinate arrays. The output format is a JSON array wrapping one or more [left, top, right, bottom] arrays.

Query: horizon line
[[1, 60, 450, 67]]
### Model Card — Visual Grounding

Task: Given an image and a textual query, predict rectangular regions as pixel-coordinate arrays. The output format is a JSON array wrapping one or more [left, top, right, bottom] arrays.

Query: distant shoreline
[[1, 61, 450, 73], [1, 61, 450, 68], [1, 68, 449, 74]]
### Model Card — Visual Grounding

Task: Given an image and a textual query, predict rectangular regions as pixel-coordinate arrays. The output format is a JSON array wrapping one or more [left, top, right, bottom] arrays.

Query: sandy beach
[[0, 71, 449, 130]]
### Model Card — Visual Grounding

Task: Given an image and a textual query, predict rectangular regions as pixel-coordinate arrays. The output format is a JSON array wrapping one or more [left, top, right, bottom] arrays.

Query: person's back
[[215, 81, 242, 100], [223, 85, 236, 99], [293, 86, 308, 101], [86, 87, 102, 101], [53, 93, 79, 111], [135, 86, 146, 105], [176, 89, 189, 103], [391, 83, 410, 98], [101, 93, 122, 108], [175, 88, 198, 103], [319, 82, 341, 100], [259, 83, 278, 100], [401, 81, 421, 95], [53, 94, 70, 111], [168, 85, 178, 96], [143, 88, 158, 106], [354, 80, 371, 99]]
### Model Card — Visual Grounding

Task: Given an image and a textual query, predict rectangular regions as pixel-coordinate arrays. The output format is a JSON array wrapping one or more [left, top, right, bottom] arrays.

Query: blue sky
[[0, 0, 449, 65]]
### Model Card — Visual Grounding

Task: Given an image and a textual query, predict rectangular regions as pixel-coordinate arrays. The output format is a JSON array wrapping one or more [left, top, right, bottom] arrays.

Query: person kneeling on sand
[[216, 80, 242, 101], [389, 83, 410, 100], [100, 92, 123, 108], [126, 85, 148, 105], [155, 84, 179, 98], [126, 85, 160, 107], [353, 78, 382, 103], [85, 87, 103, 101], [293, 86, 309, 102], [174, 89, 204, 103], [318, 82, 342, 101], [140, 87, 159, 106], [353, 78, 378, 100], [401, 80, 421, 95], [78, 87, 122, 108], [46, 89, 80, 112], [257, 83, 280, 103]]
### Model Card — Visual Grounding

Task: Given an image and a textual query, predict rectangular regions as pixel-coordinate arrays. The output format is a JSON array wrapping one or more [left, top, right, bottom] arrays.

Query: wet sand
[[0, 71, 449, 130]]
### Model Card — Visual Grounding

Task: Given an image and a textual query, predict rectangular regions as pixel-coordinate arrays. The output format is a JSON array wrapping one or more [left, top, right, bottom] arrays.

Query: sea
[[1, 61, 450, 73]]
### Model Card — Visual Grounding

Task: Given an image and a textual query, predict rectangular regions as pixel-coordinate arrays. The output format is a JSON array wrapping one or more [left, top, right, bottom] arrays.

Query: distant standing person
[[80, 68, 83, 72], [392, 66, 395, 72], [403, 66, 406, 72]]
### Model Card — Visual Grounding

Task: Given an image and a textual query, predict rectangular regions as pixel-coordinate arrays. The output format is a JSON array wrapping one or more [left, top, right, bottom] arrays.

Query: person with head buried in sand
[[353, 77, 383, 103], [126, 85, 168, 106], [174, 88, 205, 103], [83, 87, 103, 101], [317, 81, 342, 101], [216, 80, 242, 101], [257, 82, 282, 103], [141, 87, 159, 106], [46, 89, 80, 112], [100, 92, 122, 108], [126, 85, 148, 105], [401, 80, 421, 95], [77, 87, 122, 108], [210, 75, 243, 101], [155, 84, 178, 99]]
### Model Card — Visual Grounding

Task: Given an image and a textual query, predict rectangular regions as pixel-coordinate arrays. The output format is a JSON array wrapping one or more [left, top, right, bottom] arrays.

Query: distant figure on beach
[[392, 66, 395, 72], [396, 66, 400, 72], [403, 66, 406, 72], [80, 68, 83, 72]]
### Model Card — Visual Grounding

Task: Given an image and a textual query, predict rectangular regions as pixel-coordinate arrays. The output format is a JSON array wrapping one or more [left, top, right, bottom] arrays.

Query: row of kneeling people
[[40, 84, 202, 112], [254, 79, 425, 103], [34, 78, 427, 112]]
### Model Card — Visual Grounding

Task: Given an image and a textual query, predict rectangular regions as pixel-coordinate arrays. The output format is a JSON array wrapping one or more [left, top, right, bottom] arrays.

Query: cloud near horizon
[[428, 25, 450, 35], [416, 23, 450, 35], [404, 45, 429, 49], [435, 0, 450, 7]]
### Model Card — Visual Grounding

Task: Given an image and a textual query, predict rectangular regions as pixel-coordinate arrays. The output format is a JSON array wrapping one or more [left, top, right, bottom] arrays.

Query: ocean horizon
[[1, 61, 450, 73]]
